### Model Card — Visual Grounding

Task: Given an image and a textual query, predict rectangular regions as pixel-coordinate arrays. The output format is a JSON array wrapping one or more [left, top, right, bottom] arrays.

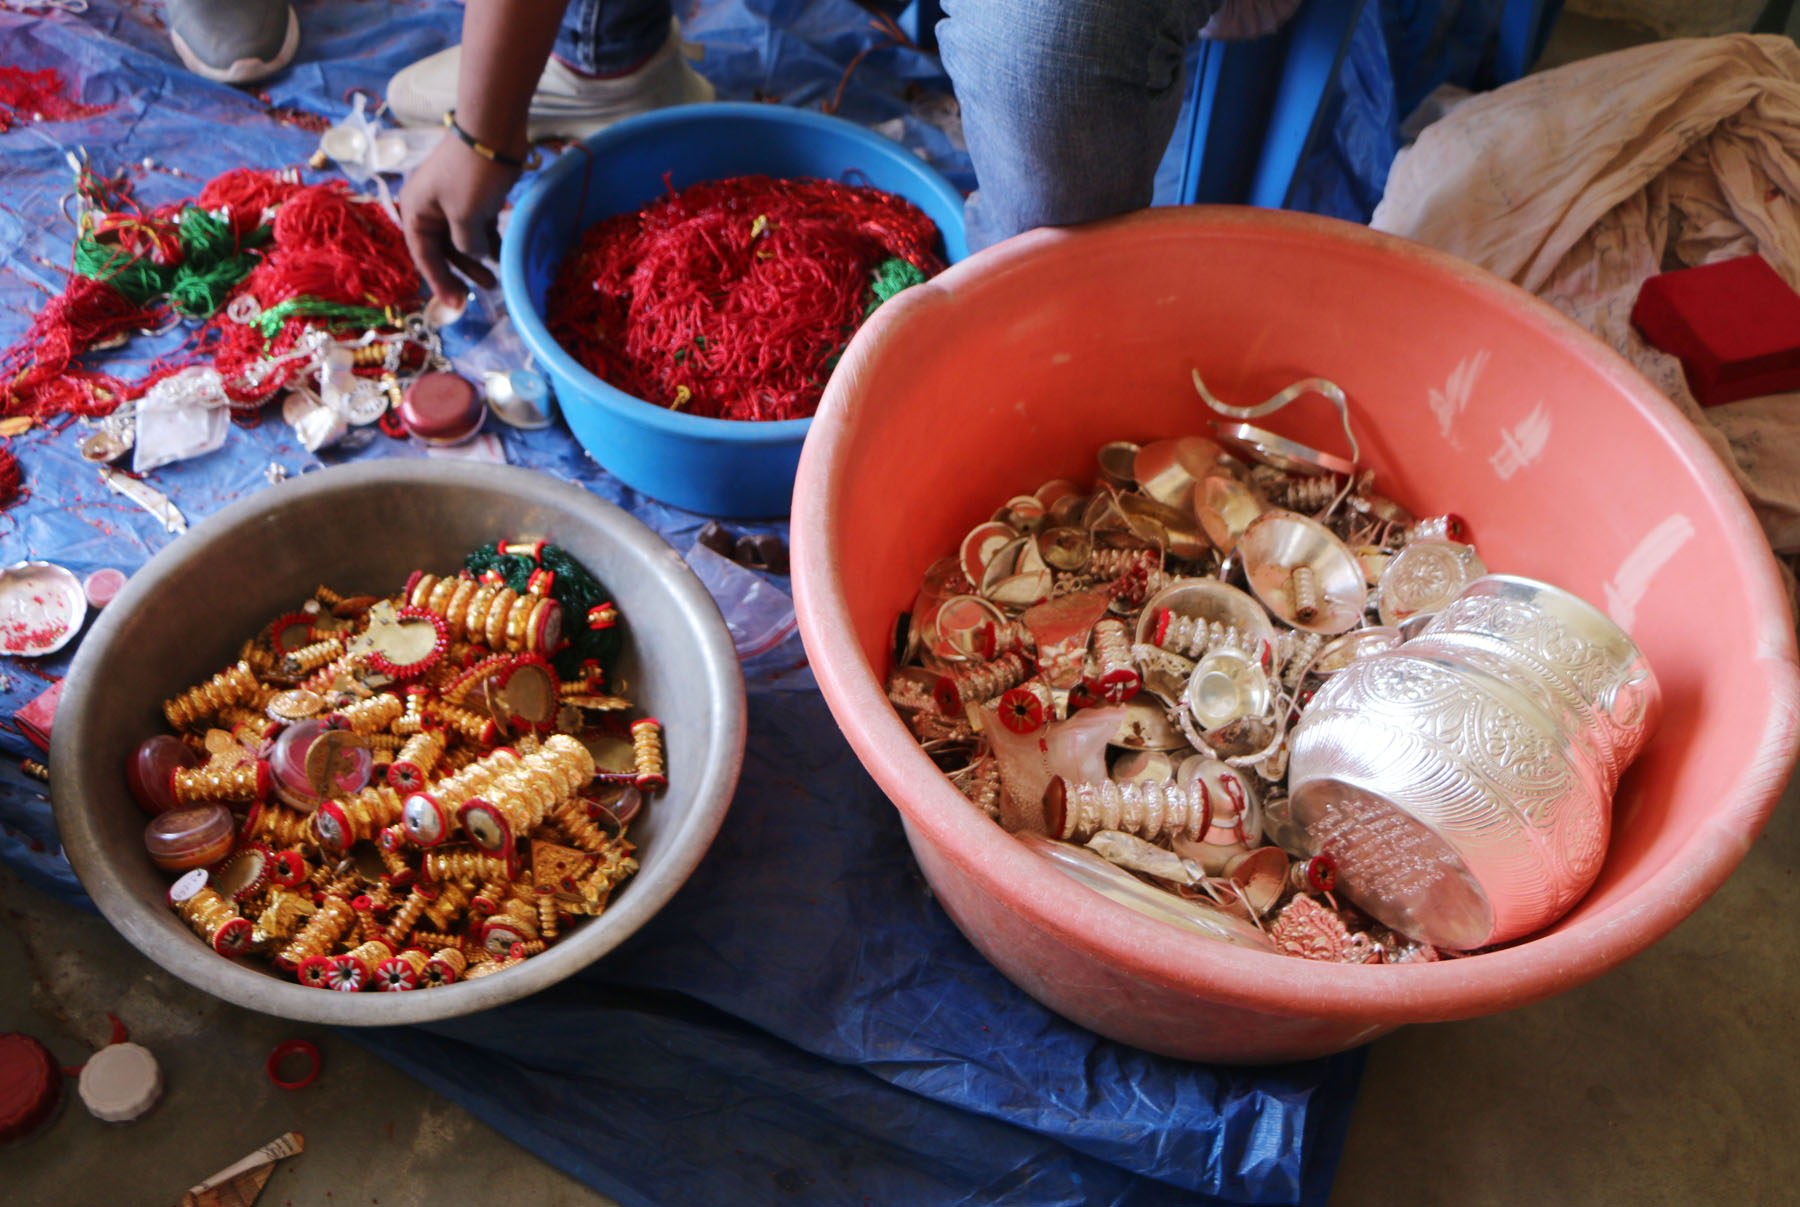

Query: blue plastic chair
[[900, 0, 1561, 212], [1178, 0, 1562, 208]]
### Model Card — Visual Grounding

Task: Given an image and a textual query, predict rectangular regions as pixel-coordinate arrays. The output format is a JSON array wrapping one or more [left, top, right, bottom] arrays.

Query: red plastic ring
[[266, 1039, 321, 1090]]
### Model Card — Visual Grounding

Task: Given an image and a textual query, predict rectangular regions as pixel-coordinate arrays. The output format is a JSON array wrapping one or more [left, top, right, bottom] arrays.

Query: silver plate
[[0, 561, 88, 656]]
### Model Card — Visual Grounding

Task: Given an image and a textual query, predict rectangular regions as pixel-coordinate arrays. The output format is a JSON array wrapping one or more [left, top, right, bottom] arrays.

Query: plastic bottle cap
[[82, 568, 127, 609], [0, 1033, 62, 1147], [399, 372, 484, 446], [77, 1043, 163, 1123], [166, 867, 209, 905], [483, 369, 556, 430]]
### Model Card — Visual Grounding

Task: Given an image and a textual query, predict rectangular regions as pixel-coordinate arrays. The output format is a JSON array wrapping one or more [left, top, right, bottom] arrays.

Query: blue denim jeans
[[554, 0, 671, 75], [939, 0, 1224, 250]]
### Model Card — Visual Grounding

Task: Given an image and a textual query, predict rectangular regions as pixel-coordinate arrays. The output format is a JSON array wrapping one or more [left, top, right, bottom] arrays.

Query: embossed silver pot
[[1287, 575, 1659, 950]]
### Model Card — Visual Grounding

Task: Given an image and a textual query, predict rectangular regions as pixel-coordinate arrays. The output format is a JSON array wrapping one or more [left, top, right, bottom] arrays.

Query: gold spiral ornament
[[165, 661, 261, 729]]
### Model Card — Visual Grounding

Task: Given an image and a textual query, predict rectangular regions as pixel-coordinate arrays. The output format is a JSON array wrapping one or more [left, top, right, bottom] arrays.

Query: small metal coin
[[265, 689, 325, 723]]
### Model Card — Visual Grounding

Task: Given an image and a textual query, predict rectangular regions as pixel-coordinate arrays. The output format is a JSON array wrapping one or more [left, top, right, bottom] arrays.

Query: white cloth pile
[[1374, 34, 1800, 553]]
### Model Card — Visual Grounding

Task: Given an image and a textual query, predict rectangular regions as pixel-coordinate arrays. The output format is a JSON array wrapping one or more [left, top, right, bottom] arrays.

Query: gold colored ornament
[[547, 801, 613, 858], [374, 947, 430, 990], [265, 688, 327, 724], [463, 954, 520, 980], [470, 878, 509, 917], [577, 843, 639, 908], [383, 888, 431, 945], [484, 590, 516, 652], [458, 735, 595, 851], [276, 894, 356, 970], [631, 718, 666, 791], [281, 636, 348, 677], [255, 889, 317, 940], [244, 803, 315, 851], [174, 884, 254, 955], [350, 894, 381, 945], [229, 713, 280, 748], [530, 837, 594, 898], [427, 700, 498, 746], [388, 729, 445, 792], [165, 661, 261, 729], [333, 937, 396, 988], [423, 946, 466, 986], [423, 848, 514, 886], [171, 760, 267, 806], [393, 690, 428, 737], [409, 930, 462, 953], [376, 844, 410, 882], [421, 880, 472, 930], [333, 693, 404, 736]]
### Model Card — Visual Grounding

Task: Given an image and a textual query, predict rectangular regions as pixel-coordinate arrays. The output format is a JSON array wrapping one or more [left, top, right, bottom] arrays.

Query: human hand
[[398, 134, 521, 306]]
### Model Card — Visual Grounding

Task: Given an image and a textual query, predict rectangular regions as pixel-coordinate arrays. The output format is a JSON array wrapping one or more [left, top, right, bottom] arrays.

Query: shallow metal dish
[[52, 461, 747, 1025]]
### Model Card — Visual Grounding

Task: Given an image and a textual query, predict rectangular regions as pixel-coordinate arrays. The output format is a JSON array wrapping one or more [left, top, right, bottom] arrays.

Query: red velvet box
[[12, 680, 61, 753], [1630, 254, 1800, 408]]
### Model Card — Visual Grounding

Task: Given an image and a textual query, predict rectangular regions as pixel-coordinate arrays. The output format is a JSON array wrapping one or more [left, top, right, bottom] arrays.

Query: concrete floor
[[9, 11, 1800, 1207]]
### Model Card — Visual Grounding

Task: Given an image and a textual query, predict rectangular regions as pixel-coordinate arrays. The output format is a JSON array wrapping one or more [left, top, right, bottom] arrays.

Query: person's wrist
[[443, 109, 536, 170]]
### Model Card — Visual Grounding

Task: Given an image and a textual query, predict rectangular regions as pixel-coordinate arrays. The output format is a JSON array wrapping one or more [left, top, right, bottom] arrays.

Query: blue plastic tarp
[[0, 3, 1364, 1203]]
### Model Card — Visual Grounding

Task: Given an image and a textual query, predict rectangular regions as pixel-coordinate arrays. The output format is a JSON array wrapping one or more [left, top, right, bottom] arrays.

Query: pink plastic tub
[[791, 207, 1800, 1064]]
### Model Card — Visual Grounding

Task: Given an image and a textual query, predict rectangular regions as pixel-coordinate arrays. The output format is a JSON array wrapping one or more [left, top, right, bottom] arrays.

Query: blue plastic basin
[[502, 102, 969, 518]]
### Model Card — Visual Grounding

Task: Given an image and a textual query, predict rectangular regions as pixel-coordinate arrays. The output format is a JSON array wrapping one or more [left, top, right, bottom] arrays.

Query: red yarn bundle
[[0, 167, 420, 419], [207, 177, 422, 407], [545, 175, 944, 422], [0, 66, 111, 134]]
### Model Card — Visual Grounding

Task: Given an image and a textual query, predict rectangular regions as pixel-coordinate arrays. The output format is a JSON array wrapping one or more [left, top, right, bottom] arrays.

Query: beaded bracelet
[[442, 110, 541, 171]]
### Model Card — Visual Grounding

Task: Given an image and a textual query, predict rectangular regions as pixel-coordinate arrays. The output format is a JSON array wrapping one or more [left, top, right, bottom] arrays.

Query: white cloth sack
[[1373, 33, 1800, 553]]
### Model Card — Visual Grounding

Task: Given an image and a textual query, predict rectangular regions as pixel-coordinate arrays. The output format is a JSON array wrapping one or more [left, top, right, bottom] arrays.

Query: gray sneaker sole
[[171, 7, 300, 85]]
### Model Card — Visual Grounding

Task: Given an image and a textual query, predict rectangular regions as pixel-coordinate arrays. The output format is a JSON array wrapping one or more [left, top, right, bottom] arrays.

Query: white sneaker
[[386, 18, 715, 143]]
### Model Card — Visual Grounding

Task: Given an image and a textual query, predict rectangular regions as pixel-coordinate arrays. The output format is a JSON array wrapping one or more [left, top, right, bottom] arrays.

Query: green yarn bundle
[[72, 209, 272, 319]]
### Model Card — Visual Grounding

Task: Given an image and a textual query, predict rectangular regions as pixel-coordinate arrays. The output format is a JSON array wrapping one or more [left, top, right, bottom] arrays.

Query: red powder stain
[[253, 93, 331, 134], [0, 66, 114, 133], [0, 619, 68, 653]]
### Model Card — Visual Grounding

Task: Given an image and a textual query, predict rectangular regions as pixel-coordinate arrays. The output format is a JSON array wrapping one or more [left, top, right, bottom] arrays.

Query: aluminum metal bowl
[[51, 461, 747, 1024]]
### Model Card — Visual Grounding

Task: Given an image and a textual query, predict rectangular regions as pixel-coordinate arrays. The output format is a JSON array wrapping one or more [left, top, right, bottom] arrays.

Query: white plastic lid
[[78, 1043, 163, 1123], [167, 868, 208, 905]]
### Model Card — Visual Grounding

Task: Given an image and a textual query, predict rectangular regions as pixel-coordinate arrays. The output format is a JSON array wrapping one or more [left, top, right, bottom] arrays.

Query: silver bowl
[[51, 461, 747, 1024], [1287, 575, 1658, 950]]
